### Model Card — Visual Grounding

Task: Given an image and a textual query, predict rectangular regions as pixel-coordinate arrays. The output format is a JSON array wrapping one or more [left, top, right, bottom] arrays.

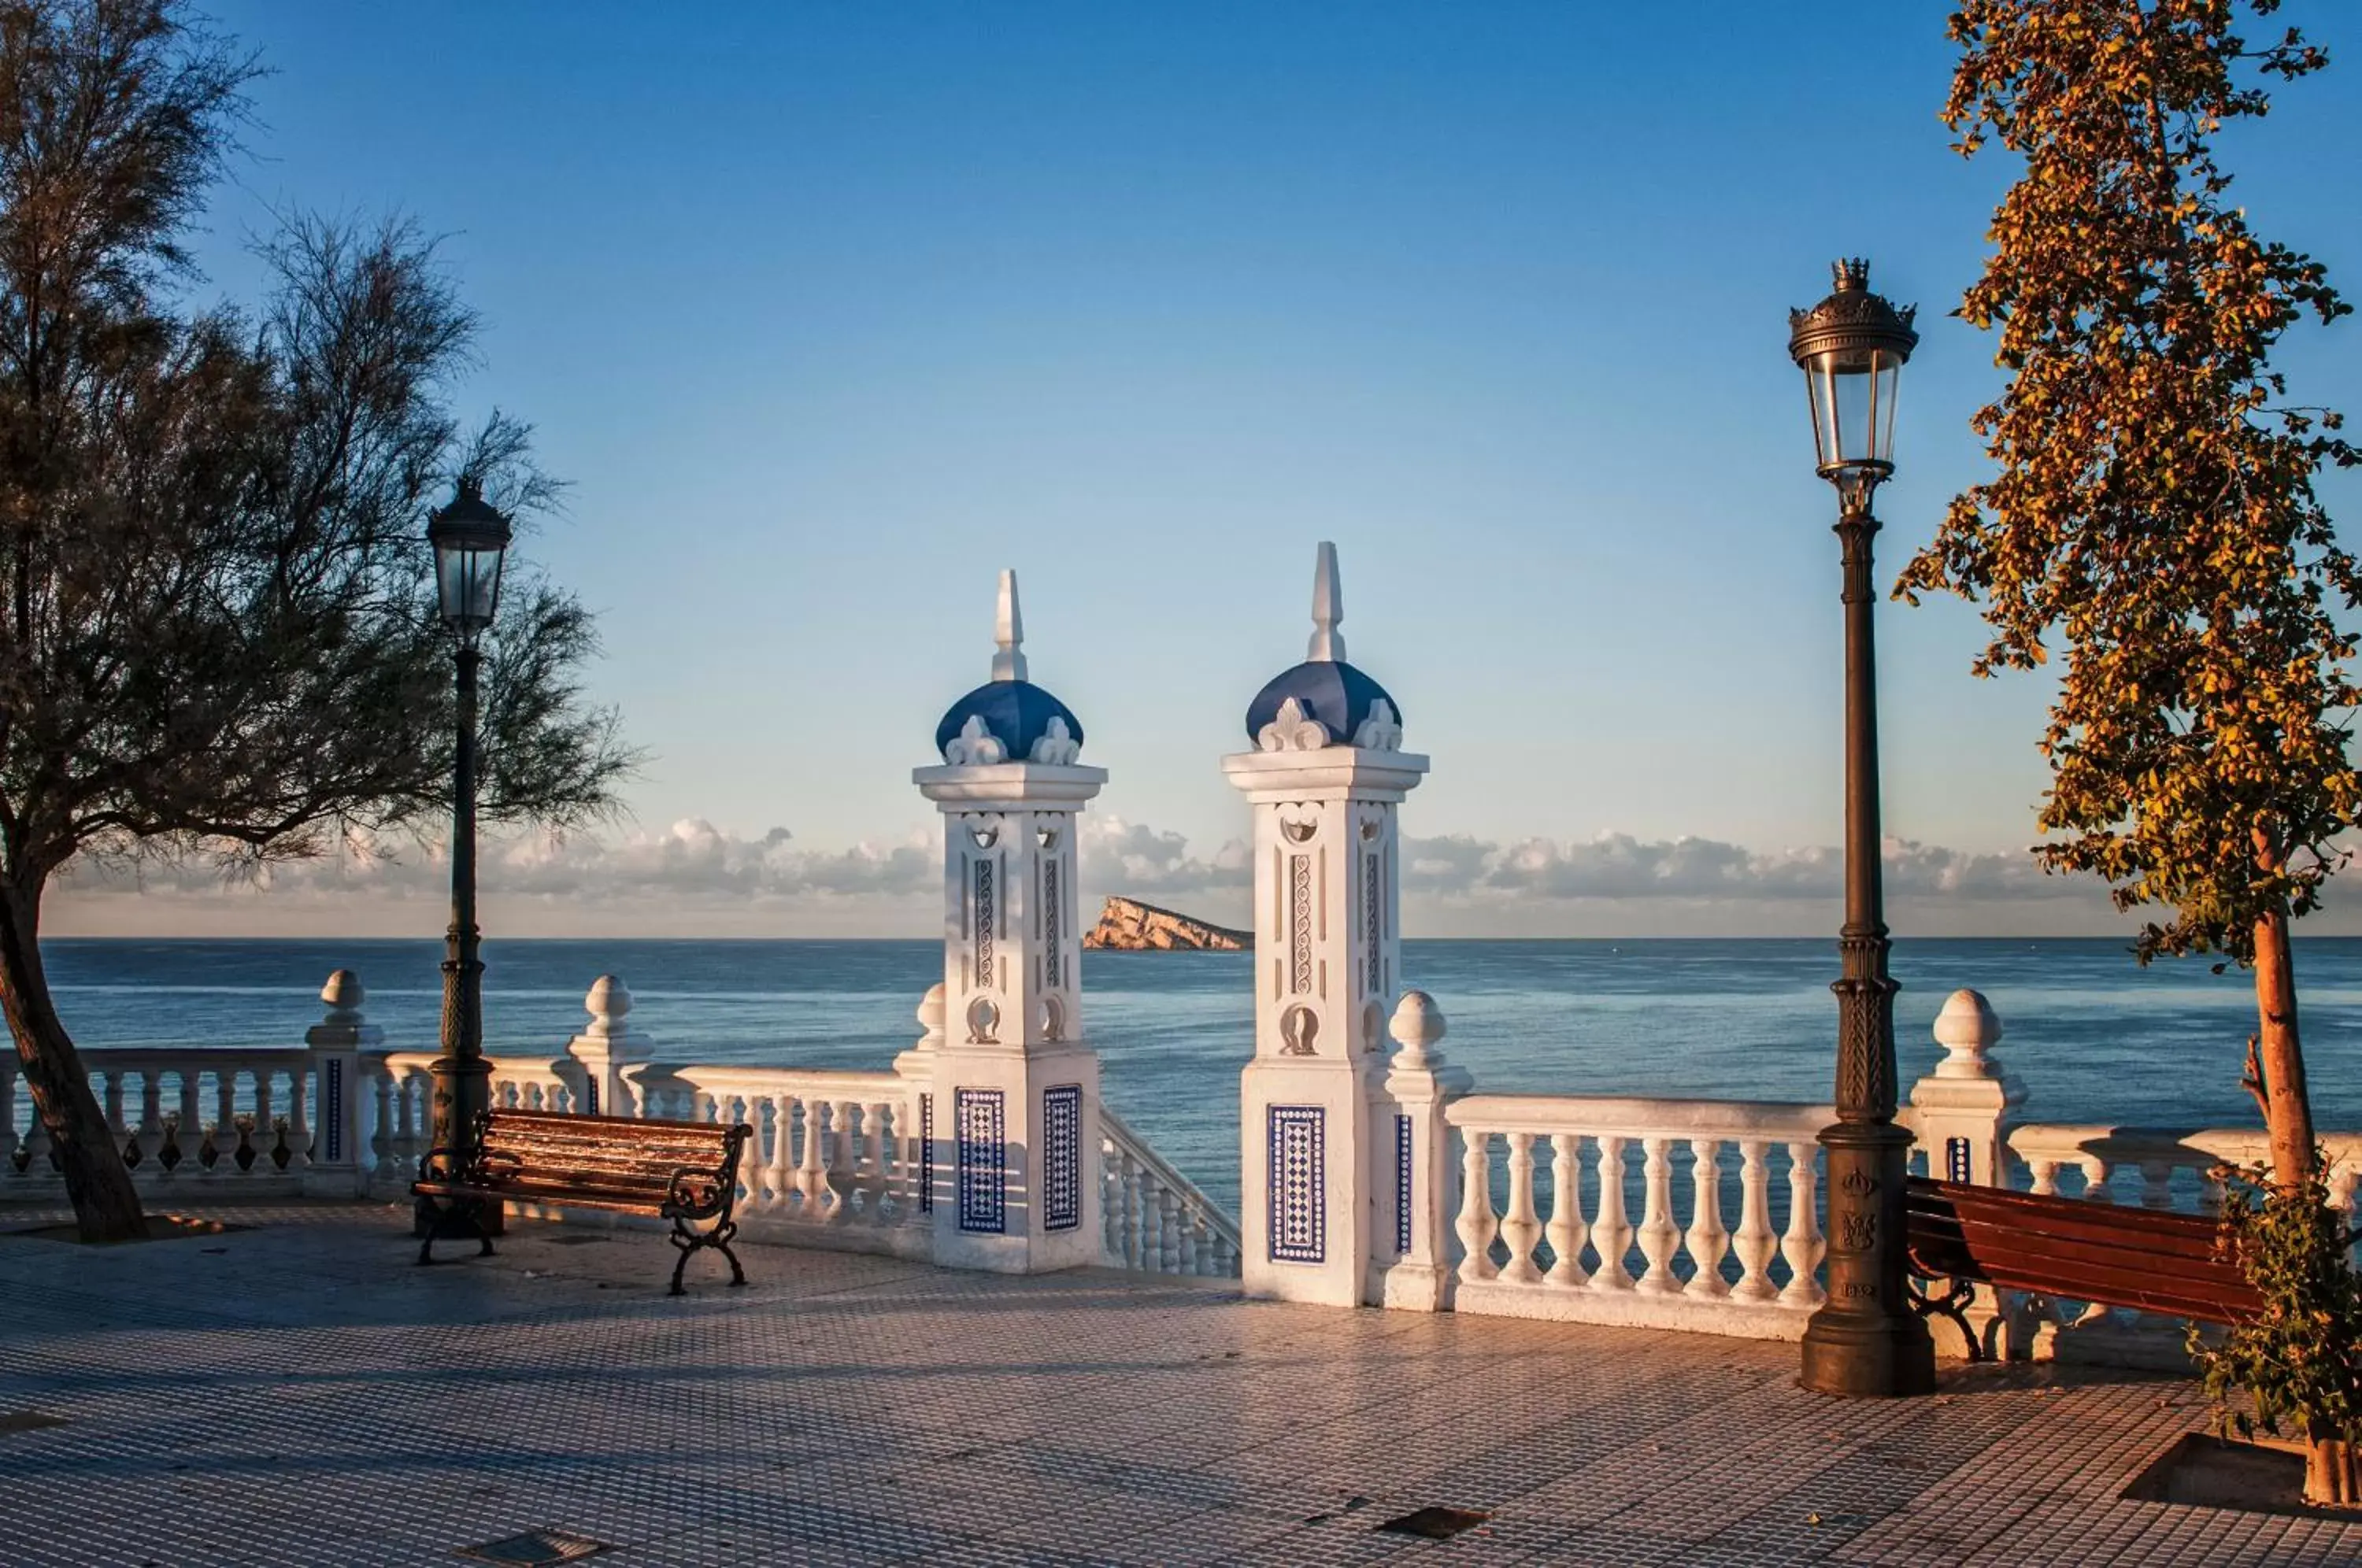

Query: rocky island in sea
[[1083, 897, 1250, 951]]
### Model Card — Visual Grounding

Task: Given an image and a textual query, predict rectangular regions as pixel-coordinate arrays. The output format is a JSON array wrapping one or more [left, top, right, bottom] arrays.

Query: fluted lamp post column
[[1789, 260, 1935, 1398], [419, 477, 512, 1229]]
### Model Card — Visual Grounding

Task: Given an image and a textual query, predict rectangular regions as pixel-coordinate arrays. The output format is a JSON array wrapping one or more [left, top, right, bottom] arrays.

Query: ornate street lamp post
[[422, 477, 512, 1203], [1789, 260, 1936, 1398]]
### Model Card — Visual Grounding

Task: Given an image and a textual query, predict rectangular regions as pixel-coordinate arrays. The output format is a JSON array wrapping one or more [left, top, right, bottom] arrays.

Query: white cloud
[[48, 815, 2126, 938]]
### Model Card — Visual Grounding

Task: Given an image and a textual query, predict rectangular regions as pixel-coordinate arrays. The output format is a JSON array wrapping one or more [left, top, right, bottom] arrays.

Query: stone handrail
[[1442, 1092, 1833, 1337], [1101, 1106, 1241, 1278]]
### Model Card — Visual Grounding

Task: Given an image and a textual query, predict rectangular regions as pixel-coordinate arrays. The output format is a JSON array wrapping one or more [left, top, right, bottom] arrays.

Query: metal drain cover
[[1375, 1505, 1490, 1540], [0, 1410, 68, 1433], [454, 1528, 611, 1565]]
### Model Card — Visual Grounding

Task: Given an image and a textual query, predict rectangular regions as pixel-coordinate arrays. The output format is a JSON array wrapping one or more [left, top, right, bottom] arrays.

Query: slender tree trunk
[[2249, 908, 2317, 1192], [0, 873, 146, 1241]]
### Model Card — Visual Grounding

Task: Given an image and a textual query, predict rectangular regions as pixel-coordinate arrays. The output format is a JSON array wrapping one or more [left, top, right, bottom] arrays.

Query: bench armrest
[[665, 1166, 732, 1219]]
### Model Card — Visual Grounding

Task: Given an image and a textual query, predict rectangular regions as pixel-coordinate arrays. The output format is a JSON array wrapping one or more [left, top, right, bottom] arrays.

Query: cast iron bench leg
[[1905, 1271, 1983, 1362]]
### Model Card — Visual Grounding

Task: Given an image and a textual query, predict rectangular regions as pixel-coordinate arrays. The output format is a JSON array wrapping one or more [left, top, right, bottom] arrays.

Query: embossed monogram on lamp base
[[1787, 260, 1934, 1398]]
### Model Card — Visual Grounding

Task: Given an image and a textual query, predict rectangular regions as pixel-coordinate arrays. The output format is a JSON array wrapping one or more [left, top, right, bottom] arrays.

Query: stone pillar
[[566, 975, 651, 1119], [1908, 988, 2020, 1357], [912, 571, 1106, 1273], [1374, 991, 1469, 1310], [303, 969, 380, 1196], [1224, 542, 1427, 1307]]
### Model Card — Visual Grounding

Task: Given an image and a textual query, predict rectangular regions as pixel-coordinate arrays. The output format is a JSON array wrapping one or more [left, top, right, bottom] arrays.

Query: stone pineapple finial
[[1389, 989, 1447, 1068], [1931, 989, 2001, 1079]]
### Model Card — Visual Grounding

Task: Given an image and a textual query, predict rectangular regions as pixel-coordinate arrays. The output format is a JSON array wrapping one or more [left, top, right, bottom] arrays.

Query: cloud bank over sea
[[40, 813, 2203, 940]]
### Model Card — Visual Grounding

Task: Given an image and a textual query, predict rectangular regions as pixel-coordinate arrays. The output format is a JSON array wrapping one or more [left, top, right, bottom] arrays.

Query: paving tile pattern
[[2, 1202, 2357, 1566]]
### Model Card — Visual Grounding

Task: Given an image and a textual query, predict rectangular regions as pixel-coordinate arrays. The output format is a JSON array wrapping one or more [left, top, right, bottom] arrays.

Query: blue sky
[[54, 2, 2362, 936]]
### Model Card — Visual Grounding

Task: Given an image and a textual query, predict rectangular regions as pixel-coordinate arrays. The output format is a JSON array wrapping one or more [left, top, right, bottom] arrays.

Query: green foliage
[[1900, 0, 2359, 964], [0, 2, 633, 893], [2192, 1157, 2362, 1447]]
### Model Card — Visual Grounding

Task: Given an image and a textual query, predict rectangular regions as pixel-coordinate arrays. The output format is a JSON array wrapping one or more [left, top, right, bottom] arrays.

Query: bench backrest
[[1905, 1175, 2258, 1325], [475, 1108, 751, 1216]]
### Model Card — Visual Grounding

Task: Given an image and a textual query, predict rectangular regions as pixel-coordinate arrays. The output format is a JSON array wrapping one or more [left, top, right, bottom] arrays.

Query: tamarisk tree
[[0, 1, 629, 1241], [1903, 0, 2358, 1499]]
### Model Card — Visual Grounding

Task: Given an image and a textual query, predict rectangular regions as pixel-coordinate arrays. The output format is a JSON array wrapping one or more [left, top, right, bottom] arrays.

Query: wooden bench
[[413, 1108, 754, 1296], [1903, 1174, 2258, 1358]]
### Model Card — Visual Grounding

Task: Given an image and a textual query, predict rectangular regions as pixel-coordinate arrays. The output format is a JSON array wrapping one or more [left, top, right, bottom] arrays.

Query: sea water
[[32, 937, 2362, 1215]]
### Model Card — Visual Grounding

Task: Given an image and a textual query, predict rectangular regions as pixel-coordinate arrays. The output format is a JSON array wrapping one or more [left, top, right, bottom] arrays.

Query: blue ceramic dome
[[1243, 660, 1399, 748], [935, 680, 1085, 763]]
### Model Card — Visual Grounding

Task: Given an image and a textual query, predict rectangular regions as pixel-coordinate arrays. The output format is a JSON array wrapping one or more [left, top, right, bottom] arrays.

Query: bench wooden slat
[[1904, 1176, 2257, 1330], [413, 1109, 754, 1293]]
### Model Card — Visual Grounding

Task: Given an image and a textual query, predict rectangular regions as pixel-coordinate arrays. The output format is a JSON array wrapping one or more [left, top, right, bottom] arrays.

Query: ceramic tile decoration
[[1268, 1104, 1325, 1264], [1043, 1084, 1081, 1233], [957, 1087, 1005, 1234]]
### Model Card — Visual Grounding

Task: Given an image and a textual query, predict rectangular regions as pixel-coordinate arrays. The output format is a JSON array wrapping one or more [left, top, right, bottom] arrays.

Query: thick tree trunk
[[2307, 1437, 2359, 1510], [0, 875, 146, 1241]]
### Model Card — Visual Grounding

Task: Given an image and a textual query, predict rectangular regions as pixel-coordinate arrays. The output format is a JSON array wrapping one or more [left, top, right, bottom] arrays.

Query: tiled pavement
[[3, 1203, 2358, 1566]]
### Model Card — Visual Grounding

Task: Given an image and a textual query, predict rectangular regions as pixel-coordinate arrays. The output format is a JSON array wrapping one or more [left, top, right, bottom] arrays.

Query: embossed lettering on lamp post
[[1789, 260, 1936, 1398], [419, 477, 512, 1230]]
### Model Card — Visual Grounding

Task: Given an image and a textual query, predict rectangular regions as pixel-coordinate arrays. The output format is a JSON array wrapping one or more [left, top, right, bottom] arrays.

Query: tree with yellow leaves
[[1902, 0, 2359, 1503]]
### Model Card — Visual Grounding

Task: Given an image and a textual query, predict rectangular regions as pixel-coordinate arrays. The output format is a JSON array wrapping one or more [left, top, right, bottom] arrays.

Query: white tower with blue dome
[[1223, 542, 1429, 1307], [912, 570, 1106, 1273]]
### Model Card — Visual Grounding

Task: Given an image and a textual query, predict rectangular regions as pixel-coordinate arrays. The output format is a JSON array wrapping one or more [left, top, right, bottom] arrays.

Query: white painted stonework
[[1225, 542, 1428, 1307], [909, 571, 1106, 1274]]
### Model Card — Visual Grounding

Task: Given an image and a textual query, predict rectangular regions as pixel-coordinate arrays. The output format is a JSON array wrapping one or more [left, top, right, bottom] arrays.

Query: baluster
[[1683, 1137, 1731, 1299], [1544, 1133, 1587, 1286], [1455, 1129, 1500, 1282], [368, 1067, 395, 1173], [1635, 1137, 1679, 1295], [1215, 1233, 1239, 1277], [1588, 1135, 1633, 1291], [1779, 1140, 1826, 1308], [1157, 1189, 1182, 1273], [864, 1100, 890, 1213], [251, 1073, 278, 1175], [2026, 1156, 2061, 1196], [284, 1065, 311, 1170], [212, 1071, 238, 1176], [1120, 1151, 1142, 1267], [1183, 1215, 1207, 1275], [1137, 1172, 1163, 1267], [754, 1094, 786, 1213], [2139, 1158, 2174, 1211], [131, 1070, 164, 1169], [1731, 1139, 1779, 1302], [825, 1100, 856, 1222], [796, 1097, 825, 1209], [1498, 1132, 1543, 1284], [102, 1071, 128, 1164], [2079, 1156, 2112, 1204], [1100, 1141, 1120, 1255]]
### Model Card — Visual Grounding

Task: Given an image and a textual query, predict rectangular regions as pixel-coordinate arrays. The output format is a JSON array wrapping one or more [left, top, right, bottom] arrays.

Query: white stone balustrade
[[1442, 1093, 1831, 1337], [1101, 1107, 1241, 1278], [3, 1047, 317, 1196]]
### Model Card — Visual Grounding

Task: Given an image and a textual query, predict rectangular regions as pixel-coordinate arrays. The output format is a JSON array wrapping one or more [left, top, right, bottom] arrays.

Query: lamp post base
[[1800, 1120, 1934, 1398], [1800, 1307, 1936, 1399]]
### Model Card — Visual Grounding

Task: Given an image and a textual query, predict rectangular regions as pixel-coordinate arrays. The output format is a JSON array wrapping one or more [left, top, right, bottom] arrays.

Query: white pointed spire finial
[[991, 568, 1028, 682], [1307, 541, 1346, 662]]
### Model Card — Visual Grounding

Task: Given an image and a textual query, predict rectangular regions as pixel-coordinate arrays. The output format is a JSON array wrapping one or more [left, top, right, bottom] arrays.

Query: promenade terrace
[[9, 1199, 2360, 1568]]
